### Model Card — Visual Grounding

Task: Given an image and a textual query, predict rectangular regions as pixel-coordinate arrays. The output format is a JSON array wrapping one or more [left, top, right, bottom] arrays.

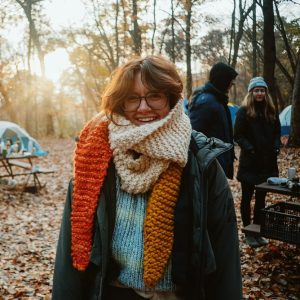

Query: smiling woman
[[32, 48, 70, 82]]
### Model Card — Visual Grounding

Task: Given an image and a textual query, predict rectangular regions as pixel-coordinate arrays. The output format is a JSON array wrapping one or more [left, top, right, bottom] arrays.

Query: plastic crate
[[261, 202, 300, 245]]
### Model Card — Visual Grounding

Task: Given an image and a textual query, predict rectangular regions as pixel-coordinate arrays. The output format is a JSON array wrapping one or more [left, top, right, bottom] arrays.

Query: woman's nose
[[137, 98, 151, 111]]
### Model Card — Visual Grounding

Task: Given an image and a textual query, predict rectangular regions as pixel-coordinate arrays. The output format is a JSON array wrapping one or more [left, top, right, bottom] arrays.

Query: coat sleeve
[[189, 95, 217, 135], [234, 107, 254, 152], [52, 180, 86, 300], [204, 160, 242, 300], [273, 114, 281, 151]]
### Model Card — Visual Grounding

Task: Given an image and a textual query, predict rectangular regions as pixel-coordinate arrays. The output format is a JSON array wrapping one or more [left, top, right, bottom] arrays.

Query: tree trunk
[[228, 0, 236, 65], [252, 1, 257, 77], [289, 51, 300, 146], [170, 0, 176, 63], [263, 0, 277, 109], [231, 1, 253, 69], [131, 0, 142, 55], [185, 0, 192, 99], [151, 0, 156, 54], [274, 1, 296, 75], [115, 0, 120, 66]]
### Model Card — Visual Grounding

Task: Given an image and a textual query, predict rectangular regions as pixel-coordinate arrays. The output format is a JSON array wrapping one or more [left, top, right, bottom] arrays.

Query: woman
[[234, 77, 281, 248], [52, 55, 242, 300]]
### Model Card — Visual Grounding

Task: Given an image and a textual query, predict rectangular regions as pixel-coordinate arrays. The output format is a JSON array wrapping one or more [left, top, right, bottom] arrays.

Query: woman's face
[[252, 87, 266, 102], [123, 72, 171, 126]]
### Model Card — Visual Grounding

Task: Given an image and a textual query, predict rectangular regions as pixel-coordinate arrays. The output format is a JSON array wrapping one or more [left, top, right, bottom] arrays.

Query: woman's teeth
[[137, 117, 156, 122]]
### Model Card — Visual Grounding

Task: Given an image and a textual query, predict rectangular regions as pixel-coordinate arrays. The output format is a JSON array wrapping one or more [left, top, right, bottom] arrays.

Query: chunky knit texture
[[143, 162, 183, 288], [71, 117, 112, 271], [111, 177, 176, 291], [109, 99, 192, 194], [71, 101, 190, 286]]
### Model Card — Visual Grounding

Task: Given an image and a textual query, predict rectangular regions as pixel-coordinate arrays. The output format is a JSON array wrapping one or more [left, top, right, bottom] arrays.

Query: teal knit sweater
[[111, 177, 176, 291]]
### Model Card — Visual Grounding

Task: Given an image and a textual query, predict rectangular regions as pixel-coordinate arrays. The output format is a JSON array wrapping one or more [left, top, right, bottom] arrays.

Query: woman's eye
[[127, 96, 139, 102], [147, 93, 162, 100]]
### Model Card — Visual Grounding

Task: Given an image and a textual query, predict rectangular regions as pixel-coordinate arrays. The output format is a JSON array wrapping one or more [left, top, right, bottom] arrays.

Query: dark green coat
[[52, 131, 242, 300]]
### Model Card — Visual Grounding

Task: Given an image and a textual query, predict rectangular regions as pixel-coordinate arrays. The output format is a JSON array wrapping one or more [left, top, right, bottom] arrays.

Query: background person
[[234, 77, 281, 248], [188, 62, 238, 179], [52, 55, 242, 300]]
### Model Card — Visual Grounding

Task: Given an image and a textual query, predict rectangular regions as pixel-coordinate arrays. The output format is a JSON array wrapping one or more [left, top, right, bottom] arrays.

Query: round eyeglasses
[[123, 92, 168, 112]]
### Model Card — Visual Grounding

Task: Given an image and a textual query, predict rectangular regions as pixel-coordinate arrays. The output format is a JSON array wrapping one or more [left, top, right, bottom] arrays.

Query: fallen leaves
[[0, 139, 299, 299]]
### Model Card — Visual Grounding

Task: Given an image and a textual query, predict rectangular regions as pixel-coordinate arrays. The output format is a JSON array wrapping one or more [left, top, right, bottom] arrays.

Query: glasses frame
[[123, 92, 168, 112]]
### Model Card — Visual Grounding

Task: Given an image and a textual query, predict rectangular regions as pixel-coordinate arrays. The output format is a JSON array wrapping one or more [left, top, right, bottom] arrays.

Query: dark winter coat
[[234, 103, 281, 185], [188, 82, 235, 179], [52, 131, 242, 300]]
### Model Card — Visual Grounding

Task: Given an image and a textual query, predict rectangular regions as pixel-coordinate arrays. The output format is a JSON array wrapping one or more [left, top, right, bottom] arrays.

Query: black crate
[[261, 202, 300, 245]]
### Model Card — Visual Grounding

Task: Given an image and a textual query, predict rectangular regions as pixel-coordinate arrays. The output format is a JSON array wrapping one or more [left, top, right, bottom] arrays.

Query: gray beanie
[[248, 77, 268, 92]]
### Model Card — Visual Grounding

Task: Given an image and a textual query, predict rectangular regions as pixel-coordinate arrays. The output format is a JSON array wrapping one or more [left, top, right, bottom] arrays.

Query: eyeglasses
[[123, 92, 168, 112]]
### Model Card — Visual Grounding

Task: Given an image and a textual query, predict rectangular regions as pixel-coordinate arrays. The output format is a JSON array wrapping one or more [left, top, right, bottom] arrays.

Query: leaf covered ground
[[0, 138, 299, 299]]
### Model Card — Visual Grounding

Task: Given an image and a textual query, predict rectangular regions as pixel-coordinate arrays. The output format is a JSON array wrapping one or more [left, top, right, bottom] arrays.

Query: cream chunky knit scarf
[[109, 100, 192, 194]]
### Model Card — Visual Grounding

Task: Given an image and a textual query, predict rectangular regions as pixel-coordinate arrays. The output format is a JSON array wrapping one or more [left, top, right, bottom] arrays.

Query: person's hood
[[209, 62, 238, 93]]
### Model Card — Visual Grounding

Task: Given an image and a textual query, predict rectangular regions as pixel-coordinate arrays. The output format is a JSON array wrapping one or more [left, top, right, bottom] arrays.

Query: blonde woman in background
[[234, 77, 281, 248]]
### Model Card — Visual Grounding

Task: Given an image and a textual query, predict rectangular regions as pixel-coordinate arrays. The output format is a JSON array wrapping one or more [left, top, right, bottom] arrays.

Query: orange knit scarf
[[71, 120, 112, 271], [72, 120, 183, 288]]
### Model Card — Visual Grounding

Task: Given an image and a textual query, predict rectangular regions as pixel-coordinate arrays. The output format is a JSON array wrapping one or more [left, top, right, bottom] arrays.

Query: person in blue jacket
[[188, 62, 238, 179]]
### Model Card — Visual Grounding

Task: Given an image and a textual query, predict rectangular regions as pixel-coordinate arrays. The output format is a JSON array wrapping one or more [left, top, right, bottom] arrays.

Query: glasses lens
[[123, 93, 167, 112], [146, 93, 166, 109], [123, 96, 140, 112]]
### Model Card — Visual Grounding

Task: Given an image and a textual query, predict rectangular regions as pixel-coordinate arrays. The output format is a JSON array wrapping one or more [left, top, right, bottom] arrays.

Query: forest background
[[0, 0, 300, 144]]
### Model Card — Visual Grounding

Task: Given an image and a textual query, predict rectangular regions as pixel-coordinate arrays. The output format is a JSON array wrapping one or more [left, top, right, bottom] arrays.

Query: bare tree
[[170, 0, 176, 62], [151, 0, 157, 54], [229, 0, 254, 68], [289, 50, 300, 146], [252, 0, 257, 76], [15, 0, 46, 77], [130, 0, 142, 55], [185, 0, 193, 98], [262, 0, 277, 108]]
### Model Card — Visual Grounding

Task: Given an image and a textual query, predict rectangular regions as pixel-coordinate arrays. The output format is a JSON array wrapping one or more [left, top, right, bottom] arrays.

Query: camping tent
[[279, 105, 291, 136], [228, 102, 239, 126], [0, 121, 47, 156]]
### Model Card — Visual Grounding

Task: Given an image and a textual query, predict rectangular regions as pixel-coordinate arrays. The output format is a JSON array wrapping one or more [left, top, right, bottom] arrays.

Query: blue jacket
[[189, 82, 234, 179]]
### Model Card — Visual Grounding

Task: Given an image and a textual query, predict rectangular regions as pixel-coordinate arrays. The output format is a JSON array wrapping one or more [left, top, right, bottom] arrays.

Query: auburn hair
[[100, 55, 183, 120]]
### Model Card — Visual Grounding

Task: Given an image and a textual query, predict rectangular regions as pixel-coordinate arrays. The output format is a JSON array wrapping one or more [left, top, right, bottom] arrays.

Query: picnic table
[[0, 154, 55, 193], [242, 182, 300, 244]]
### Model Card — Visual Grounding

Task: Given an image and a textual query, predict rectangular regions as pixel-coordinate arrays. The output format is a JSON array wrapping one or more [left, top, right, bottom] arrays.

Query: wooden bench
[[32, 167, 55, 174], [8, 160, 32, 170], [8, 160, 54, 174]]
